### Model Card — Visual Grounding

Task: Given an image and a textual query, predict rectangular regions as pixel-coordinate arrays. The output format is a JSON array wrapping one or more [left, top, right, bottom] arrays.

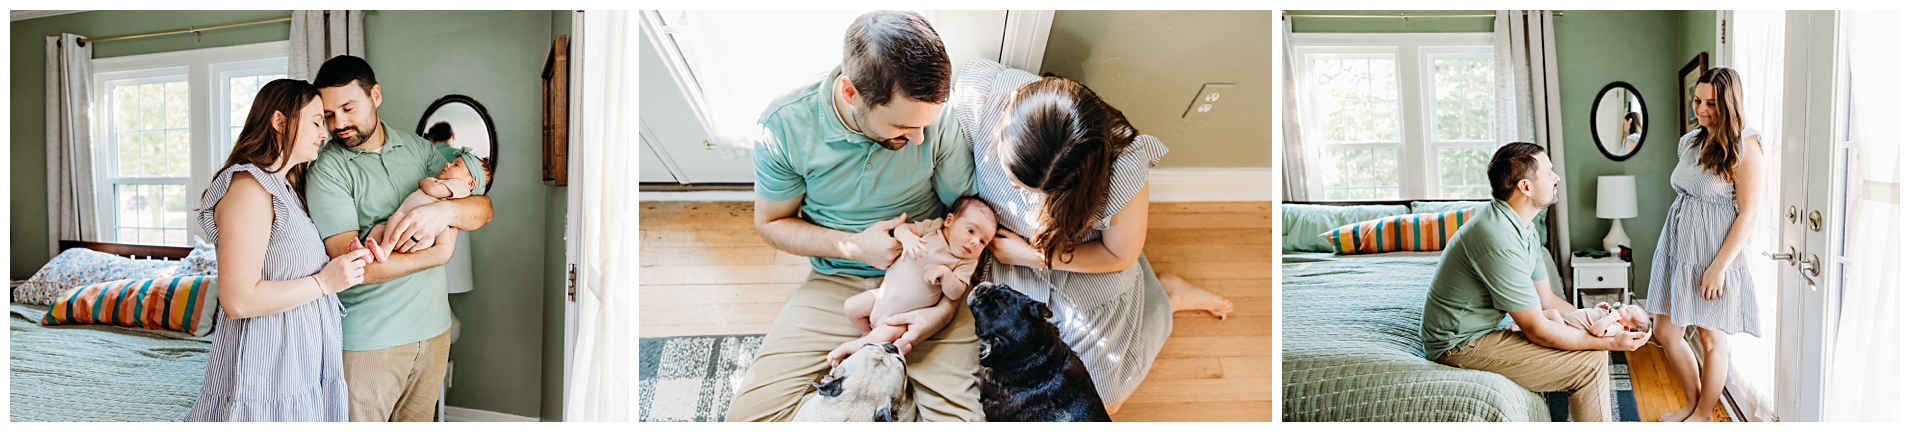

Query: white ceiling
[[13, 10, 89, 22]]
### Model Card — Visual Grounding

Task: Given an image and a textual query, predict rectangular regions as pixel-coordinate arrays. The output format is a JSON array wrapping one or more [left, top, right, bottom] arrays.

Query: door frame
[[1772, 9, 1844, 422]]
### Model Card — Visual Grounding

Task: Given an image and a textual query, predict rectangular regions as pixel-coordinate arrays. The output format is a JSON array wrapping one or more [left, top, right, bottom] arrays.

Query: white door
[[1771, 10, 1901, 422], [635, 10, 1036, 185]]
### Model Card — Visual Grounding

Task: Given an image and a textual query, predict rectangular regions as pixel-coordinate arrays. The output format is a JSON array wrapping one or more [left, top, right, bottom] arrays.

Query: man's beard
[[335, 121, 375, 148], [848, 106, 909, 150]]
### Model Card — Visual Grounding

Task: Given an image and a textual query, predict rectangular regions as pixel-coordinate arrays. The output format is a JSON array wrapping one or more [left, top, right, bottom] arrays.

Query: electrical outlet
[[1181, 83, 1236, 119]]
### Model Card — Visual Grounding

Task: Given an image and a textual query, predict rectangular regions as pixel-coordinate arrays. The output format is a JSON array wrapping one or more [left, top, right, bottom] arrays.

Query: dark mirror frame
[[1590, 81, 1647, 162], [416, 94, 499, 190]]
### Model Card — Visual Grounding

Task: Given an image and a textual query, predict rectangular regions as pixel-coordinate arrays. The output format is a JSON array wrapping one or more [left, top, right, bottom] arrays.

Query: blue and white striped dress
[[1642, 129, 1762, 336], [185, 164, 349, 421], [954, 59, 1174, 407]]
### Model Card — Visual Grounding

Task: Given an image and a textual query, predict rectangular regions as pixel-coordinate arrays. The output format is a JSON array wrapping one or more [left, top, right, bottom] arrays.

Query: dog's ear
[[811, 374, 843, 398], [1028, 300, 1054, 320]]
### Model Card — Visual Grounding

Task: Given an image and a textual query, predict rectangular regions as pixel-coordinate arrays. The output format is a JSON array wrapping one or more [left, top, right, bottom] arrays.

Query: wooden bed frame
[[57, 240, 192, 260]]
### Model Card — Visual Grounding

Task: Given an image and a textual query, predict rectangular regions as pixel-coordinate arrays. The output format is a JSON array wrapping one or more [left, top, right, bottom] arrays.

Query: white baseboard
[[636, 168, 1273, 203], [444, 406, 540, 422], [1145, 168, 1274, 202]]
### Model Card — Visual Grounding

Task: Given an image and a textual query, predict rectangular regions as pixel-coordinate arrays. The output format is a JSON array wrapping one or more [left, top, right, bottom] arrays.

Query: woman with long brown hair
[[1642, 67, 1767, 422], [185, 79, 370, 421], [954, 60, 1233, 413]]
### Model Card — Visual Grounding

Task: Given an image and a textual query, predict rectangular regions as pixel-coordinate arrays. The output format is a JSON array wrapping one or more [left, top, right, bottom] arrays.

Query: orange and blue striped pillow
[[41, 276, 219, 336], [1318, 209, 1476, 254]]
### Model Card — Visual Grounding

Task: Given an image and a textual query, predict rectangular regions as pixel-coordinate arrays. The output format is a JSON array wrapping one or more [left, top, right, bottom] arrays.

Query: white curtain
[[1493, 10, 1572, 273], [288, 10, 366, 81], [45, 33, 99, 254], [1279, 16, 1308, 202], [566, 10, 634, 422], [1823, 10, 1900, 422], [1724, 9, 1787, 422]]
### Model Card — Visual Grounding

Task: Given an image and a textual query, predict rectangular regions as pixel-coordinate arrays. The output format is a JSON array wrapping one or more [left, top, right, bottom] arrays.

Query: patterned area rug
[[638, 334, 764, 422], [1543, 351, 1641, 422]]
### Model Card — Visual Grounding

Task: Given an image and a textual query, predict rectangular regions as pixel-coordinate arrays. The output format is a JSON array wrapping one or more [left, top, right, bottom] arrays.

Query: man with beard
[[727, 11, 979, 421], [1419, 142, 1649, 422], [304, 55, 494, 422]]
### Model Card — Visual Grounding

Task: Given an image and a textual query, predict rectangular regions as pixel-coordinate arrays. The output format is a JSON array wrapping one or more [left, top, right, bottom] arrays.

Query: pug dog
[[968, 282, 1112, 422], [791, 342, 917, 422]]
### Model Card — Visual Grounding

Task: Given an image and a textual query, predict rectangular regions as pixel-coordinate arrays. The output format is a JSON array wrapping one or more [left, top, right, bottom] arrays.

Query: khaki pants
[[1437, 329, 1612, 422], [344, 330, 452, 422], [725, 271, 983, 421]]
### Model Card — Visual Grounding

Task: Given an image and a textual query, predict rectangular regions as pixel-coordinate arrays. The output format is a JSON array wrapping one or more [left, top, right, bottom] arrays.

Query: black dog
[[967, 282, 1111, 422]]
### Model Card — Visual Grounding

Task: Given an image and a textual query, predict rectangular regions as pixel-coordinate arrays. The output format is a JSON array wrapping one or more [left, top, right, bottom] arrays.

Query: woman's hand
[[317, 249, 371, 294], [987, 229, 1043, 267], [1700, 265, 1726, 300]]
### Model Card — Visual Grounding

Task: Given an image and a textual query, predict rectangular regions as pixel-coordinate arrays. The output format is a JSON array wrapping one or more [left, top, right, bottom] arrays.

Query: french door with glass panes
[[1770, 10, 1900, 422]]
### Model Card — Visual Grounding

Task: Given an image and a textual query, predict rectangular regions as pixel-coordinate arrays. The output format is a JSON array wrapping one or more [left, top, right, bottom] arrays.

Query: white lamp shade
[[1596, 175, 1638, 219]]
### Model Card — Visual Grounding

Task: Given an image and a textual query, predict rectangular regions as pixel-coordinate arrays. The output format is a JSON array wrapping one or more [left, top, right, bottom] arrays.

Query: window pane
[[1311, 57, 1400, 143], [165, 81, 189, 129], [115, 86, 139, 132], [113, 183, 189, 246], [1438, 147, 1492, 199], [1431, 57, 1495, 142], [166, 130, 190, 176], [107, 79, 189, 178], [228, 72, 287, 148], [1319, 147, 1400, 200]]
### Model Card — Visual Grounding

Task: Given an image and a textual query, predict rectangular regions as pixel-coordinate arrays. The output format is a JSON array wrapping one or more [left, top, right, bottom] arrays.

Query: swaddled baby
[[358, 149, 489, 262], [1546, 302, 1653, 337], [827, 196, 996, 366]]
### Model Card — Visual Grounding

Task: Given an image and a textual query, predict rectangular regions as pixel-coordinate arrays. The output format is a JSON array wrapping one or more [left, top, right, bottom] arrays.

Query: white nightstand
[[1570, 255, 1632, 308]]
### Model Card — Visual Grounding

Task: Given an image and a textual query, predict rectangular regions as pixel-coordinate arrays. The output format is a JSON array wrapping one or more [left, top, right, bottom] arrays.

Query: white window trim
[[90, 40, 287, 244], [1293, 32, 1495, 200]]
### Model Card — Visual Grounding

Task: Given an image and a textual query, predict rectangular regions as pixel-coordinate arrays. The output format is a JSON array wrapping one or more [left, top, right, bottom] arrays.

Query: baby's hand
[[900, 236, 927, 262], [923, 265, 948, 286]]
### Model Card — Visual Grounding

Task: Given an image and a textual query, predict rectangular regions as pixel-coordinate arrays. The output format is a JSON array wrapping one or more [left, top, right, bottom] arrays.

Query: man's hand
[[1606, 329, 1652, 351], [880, 296, 958, 348], [383, 201, 458, 253], [850, 214, 907, 270]]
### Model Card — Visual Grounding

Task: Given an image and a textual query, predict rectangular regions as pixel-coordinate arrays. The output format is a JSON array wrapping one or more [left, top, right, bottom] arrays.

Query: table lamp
[[1597, 175, 1638, 251]]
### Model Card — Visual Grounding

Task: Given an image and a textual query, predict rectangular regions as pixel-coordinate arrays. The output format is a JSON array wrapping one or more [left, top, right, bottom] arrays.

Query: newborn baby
[[1545, 302, 1653, 337], [361, 150, 489, 261], [827, 196, 997, 366]]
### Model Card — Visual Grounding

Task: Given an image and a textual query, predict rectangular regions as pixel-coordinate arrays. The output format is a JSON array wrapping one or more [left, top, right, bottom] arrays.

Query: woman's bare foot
[[1658, 404, 1696, 422], [1680, 407, 1715, 422], [1160, 273, 1233, 319]]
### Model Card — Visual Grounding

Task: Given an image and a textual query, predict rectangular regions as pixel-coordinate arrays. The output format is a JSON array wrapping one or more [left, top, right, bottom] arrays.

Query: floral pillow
[[181, 236, 218, 276], [12, 248, 186, 306]]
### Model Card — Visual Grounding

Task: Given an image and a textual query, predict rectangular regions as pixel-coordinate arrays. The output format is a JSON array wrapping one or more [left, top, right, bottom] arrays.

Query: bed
[[1280, 201, 1564, 422], [9, 241, 209, 422]]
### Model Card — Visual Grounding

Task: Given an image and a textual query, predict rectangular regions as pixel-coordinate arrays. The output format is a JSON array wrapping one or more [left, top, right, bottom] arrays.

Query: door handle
[[1762, 247, 1798, 266], [1799, 254, 1821, 278]]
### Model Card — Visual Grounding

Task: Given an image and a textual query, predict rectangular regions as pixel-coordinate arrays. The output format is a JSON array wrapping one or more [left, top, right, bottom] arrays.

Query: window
[[1294, 34, 1498, 200], [92, 41, 286, 246]]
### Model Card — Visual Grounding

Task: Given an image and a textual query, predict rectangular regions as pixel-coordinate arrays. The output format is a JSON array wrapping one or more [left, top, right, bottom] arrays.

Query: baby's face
[[1620, 305, 1653, 332], [440, 158, 475, 189], [943, 206, 997, 259]]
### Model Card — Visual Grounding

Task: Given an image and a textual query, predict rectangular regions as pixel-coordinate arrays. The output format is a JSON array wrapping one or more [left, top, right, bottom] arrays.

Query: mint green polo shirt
[[753, 67, 976, 277], [1420, 199, 1548, 360], [306, 122, 456, 351]]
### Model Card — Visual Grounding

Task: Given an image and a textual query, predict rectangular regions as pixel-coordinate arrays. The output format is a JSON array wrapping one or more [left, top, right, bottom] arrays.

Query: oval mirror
[[415, 94, 498, 190], [1591, 82, 1646, 161]]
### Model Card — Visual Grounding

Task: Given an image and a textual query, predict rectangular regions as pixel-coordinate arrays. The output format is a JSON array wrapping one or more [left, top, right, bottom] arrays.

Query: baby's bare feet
[[1161, 273, 1233, 319]]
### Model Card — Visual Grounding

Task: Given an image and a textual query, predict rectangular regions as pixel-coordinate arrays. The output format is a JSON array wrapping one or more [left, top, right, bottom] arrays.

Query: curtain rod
[[78, 15, 293, 44], [1283, 11, 1564, 19]]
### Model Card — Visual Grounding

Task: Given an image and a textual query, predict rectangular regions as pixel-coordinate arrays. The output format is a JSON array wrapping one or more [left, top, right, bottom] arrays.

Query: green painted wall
[[1289, 10, 1717, 299], [10, 10, 292, 280], [1290, 10, 1495, 33], [1040, 10, 1272, 168], [362, 10, 554, 418], [10, 10, 566, 418], [540, 10, 572, 421], [1556, 10, 1714, 300]]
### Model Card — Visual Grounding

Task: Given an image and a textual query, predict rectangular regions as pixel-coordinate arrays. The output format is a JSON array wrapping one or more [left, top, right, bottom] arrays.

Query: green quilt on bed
[[1282, 253, 1549, 422], [9, 304, 209, 422]]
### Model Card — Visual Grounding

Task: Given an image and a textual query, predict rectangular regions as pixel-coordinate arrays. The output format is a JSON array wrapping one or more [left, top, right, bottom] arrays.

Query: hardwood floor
[[1626, 342, 1734, 422], [638, 201, 1274, 422]]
